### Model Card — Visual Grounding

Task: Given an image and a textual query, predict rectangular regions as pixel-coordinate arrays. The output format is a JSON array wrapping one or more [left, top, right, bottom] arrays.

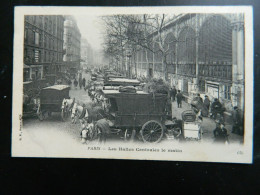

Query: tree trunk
[[145, 49, 149, 79], [163, 55, 168, 81]]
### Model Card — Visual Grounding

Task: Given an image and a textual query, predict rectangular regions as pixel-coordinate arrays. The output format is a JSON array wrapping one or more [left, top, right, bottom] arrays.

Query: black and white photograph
[[12, 6, 253, 163]]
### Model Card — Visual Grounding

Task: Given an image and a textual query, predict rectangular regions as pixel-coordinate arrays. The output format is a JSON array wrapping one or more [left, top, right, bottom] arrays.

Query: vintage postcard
[[12, 6, 253, 163]]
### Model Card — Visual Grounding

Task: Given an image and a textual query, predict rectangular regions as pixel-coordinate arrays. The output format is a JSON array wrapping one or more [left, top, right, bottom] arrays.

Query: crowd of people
[[168, 86, 243, 143]]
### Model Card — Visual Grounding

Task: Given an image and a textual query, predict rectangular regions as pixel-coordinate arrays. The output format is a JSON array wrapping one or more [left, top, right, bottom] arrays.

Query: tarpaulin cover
[[106, 93, 168, 127]]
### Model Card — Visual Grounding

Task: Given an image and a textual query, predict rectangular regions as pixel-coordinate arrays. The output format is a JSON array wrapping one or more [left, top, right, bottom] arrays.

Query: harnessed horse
[[61, 98, 75, 120], [71, 103, 109, 143]]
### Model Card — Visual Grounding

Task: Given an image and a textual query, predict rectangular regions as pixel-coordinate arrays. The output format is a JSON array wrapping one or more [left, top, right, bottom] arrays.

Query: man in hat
[[170, 86, 177, 102], [213, 122, 228, 144], [176, 90, 183, 108], [211, 98, 223, 119], [203, 95, 210, 112], [232, 106, 241, 134]]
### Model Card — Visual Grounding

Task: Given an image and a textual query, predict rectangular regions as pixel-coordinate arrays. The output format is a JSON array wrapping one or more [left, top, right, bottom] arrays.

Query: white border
[[12, 6, 253, 163]]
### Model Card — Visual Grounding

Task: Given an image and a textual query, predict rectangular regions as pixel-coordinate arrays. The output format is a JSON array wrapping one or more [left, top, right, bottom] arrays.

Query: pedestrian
[[79, 78, 82, 90], [176, 90, 183, 108], [203, 95, 210, 112], [211, 98, 223, 119], [213, 123, 229, 144], [170, 86, 177, 102], [82, 78, 86, 89], [197, 93, 203, 103], [74, 79, 78, 89], [232, 106, 241, 135], [67, 79, 72, 86]]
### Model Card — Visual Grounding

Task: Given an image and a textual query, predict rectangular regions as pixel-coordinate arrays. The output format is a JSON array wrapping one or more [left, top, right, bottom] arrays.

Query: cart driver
[[213, 123, 228, 144]]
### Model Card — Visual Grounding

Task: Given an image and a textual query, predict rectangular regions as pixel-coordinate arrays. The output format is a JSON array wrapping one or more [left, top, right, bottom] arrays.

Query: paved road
[[22, 71, 243, 152]]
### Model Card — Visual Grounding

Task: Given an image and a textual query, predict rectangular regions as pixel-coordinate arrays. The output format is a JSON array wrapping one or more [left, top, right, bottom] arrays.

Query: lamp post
[[126, 47, 132, 78]]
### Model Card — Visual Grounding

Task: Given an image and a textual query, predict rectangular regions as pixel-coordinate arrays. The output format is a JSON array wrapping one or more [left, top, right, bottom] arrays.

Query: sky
[[74, 15, 105, 51]]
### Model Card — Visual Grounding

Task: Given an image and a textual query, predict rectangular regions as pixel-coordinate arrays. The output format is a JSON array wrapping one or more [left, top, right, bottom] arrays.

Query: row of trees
[[101, 14, 180, 81]]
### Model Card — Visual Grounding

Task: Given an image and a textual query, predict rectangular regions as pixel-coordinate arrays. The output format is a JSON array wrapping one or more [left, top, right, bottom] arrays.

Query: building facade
[[134, 13, 245, 113], [80, 38, 94, 68], [24, 15, 64, 82], [63, 16, 81, 74]]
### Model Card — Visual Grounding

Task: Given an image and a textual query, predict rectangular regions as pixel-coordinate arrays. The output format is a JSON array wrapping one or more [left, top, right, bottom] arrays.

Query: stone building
[[134, 13, 245, 113], [80, 38, 94, 68], [63, 16, 81, 74], [23, 15, 64, 82]]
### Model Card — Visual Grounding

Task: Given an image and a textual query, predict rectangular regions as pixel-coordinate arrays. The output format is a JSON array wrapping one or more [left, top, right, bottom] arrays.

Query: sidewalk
[[171, 100, 243, 144]]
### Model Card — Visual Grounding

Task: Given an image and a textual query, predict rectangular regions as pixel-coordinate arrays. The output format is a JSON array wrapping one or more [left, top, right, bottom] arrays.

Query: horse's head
[[61, 98, 67, 110]]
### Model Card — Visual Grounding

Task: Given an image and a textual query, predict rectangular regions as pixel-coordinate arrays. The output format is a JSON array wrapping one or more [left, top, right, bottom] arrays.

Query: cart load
[[181, 110, 202, 140]]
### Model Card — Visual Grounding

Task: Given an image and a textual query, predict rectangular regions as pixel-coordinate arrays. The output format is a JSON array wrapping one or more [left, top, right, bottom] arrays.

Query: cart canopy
[[104, 78, 140, 86], [40, 85, 70, 105], [102, 89, 167, 114]]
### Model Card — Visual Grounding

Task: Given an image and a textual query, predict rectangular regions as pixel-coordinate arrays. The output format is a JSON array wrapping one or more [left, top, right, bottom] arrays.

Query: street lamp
[[126, 47, 132, 78]]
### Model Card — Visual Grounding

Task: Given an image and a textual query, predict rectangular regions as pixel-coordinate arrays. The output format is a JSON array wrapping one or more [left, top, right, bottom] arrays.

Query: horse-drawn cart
[[101, 89, 172, 143], [37, 85, 70, 121]]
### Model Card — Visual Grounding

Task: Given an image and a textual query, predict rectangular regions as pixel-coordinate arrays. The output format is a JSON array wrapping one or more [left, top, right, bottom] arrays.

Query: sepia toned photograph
[[12, 6, 253, 163]]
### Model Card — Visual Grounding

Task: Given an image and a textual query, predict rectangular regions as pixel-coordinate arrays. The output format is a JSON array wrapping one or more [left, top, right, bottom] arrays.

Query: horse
[[71, 102, 89, 124], [71, 102, 106, 125], [71, 102, 109, 143], [61, 98, 75, 118]]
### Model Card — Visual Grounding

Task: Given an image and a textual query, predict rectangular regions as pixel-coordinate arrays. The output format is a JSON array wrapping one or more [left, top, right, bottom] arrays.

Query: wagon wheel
[[140, 120, 164, 143]]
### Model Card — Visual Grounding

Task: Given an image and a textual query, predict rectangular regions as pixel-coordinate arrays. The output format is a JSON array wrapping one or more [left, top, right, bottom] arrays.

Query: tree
[[101, 14, 177, 80]]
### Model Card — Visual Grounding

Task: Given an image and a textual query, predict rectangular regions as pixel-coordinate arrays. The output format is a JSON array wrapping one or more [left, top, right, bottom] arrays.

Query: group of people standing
[[68, 77, 86, 90], [169, 86, 183, 108], [168, 86, 243, 143]]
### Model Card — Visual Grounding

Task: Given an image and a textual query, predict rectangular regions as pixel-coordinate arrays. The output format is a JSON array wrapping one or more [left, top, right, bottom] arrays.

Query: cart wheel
[[140, 120, 164, 143]]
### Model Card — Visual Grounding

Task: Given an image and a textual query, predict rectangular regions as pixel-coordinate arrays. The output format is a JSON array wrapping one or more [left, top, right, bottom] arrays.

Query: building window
[[34, 50, 39, 62], [34, 32, 39, 46], [44, 51, 47, 62], [39, 16, 43, 28], [49, 38, 51, 49], [33, 16, 36, 24], [199, 80, 205, 92], [223, 85, 231, 100], [24, 28, 28, 43], [45, 35, 48, 48], [39, 33, 42, 47], [24, 48, 28, 62], [39, 50, 41, 62]]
